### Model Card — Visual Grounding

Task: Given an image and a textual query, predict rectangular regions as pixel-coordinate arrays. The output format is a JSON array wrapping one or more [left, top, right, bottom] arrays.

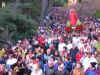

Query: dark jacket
[[55, 70, 67, 75], [45, 67, 55, 75], [70, 47, 79, 62]]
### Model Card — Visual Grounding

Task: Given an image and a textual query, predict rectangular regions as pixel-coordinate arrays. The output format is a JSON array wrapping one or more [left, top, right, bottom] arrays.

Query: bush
[[53, 0, 65, 7], [0, 8, 38, 42], [93, 11, 100, 18], [7, 1, 41, 20]]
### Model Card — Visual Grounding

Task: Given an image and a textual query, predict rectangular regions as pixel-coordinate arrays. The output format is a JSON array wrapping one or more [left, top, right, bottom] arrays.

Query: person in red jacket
[[76, 47, 83, 62], [38, 35, 45, 48]]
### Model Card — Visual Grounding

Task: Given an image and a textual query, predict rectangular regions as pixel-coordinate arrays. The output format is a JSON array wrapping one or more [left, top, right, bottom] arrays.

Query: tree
[[7, 0, 41, 21], [40, 0, 65, 26], [0, 8, 38, 42], [40, 0, 48, 26], [53, 0, 65, 7], [48, 0, 54, 9]]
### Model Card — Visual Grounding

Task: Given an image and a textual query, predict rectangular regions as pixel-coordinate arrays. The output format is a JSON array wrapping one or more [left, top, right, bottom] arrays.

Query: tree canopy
[[0, 8, 38, 42]]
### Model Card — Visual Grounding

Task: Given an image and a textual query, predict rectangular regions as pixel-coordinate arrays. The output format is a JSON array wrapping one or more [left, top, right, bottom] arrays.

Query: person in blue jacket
[[85, 62, 98, 75]]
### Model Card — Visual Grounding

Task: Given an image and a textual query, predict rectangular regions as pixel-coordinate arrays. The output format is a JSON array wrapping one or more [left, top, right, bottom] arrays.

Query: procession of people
[[0, 7, 100, 75]]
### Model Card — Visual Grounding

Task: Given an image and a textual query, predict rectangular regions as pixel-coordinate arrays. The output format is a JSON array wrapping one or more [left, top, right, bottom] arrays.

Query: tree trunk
[[40, 0, 48, 26], [48, 0, 53, 10]]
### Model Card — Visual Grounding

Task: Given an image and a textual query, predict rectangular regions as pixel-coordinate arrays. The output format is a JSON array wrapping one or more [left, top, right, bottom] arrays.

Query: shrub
[[0, 8, 38, 42], [93, 11, 100, 18]]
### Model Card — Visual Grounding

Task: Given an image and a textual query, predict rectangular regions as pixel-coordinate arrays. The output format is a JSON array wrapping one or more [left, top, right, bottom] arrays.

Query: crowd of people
[[0, 7, 100, 75]]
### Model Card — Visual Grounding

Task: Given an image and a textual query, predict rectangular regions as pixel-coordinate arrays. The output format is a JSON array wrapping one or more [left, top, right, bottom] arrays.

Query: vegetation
[[7, 1, 41, 20], [78, 0, 82, 3], [0, 0, 41, 42], [53, 0, 66, 7], [0, 8, 38, 42], [93, 11, 100, 18]]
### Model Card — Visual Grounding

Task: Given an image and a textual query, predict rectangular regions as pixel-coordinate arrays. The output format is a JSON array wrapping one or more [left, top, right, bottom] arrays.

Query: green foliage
[[0, 8, 38, 42], [0, 8, 17, 32], [7, 0, 41, 19], [93, 11, 100, 18], [7, 3, 33, 9], [53, 0, 65, 7], [78, 0, 82, 3], [32, 0, 41, 18], [18, 3, 33, 8]]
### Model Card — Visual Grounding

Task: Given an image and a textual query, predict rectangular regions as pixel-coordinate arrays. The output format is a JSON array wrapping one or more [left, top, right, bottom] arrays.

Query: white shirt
[[82, 56, 97, 71], [82, 56, 90, 71], [58, 43, 66, 52], [6, 58, 17, 65], [90, 40, 98, 47], [72, 37, 77, 44], [29, 63, 43, 75], [72, 37, 80, 46], [31, 69, 43, 75], [81, 36, 88, 42], [48, 38, 52, 44], [77, 42, 84, 49], [66, 43, 72, 50], [89, 55, 97, 63]]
